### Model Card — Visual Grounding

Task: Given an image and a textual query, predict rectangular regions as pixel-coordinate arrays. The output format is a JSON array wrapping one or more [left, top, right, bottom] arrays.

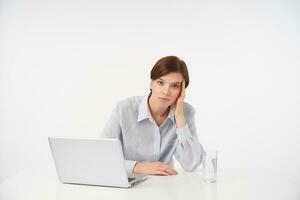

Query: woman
[[101, 56, 203, 176]]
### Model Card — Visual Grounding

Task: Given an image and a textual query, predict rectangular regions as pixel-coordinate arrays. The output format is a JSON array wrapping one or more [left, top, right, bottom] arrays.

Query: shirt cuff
[[125, 160, 137, 175], [176, 124, 193, 143]]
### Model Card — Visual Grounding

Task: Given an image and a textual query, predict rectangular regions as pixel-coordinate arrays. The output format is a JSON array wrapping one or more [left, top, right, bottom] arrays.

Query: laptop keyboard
[[128, 178, 135, 182]]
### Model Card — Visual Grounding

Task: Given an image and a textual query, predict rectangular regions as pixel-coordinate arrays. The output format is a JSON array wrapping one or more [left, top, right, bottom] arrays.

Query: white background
[[1, 0, 300, 184]]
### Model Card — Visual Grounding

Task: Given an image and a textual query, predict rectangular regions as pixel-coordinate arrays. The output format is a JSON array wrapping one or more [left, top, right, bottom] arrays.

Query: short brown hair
[[150, 56, 189, 88]]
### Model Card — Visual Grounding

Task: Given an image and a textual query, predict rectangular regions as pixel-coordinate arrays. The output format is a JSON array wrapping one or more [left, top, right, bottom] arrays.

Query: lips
[[159, 97, 170, 102]]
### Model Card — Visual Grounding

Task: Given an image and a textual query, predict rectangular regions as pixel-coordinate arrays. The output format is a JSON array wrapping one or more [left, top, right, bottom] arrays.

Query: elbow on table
[[182, 154, 203, 172], [177, 143, 204, 172]]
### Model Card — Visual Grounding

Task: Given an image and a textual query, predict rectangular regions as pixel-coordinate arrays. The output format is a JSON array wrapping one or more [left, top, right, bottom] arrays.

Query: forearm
[[176, 115, 186, 128], [175, 125, 204, 171]]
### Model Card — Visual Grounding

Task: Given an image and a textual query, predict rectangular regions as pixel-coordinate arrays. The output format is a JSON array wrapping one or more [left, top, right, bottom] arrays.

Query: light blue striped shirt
[[101, 94, 203, 174]]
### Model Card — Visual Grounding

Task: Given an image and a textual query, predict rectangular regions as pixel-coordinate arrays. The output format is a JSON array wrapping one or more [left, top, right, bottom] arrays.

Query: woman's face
[[150, 72, 184, 107]]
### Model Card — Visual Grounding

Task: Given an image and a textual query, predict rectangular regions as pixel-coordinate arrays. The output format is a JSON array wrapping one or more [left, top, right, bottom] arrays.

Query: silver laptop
[[48, 137, 147, 188]]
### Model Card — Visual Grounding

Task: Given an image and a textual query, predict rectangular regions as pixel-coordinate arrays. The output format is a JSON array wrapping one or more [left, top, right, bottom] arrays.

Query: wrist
[[176, 116, 186, 128]]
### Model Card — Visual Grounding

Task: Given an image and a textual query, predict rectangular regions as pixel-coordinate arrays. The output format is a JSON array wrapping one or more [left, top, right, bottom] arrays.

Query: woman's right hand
[[133, 162, 178, 175]]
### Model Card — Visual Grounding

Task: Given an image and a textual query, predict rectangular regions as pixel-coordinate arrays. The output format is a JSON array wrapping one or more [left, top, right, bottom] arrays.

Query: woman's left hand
[[171, 80, 186, 128]]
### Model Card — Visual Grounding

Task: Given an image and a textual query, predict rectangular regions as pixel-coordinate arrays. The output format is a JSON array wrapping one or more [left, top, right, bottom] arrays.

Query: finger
[[166, 167, 178, 175], [169, 167, 178, 175], [160, 165, 178, 175], [160, 169, 176, 176], [157, 162, 177, 172], [154, 170, 170, 176], [176, 80, 185, 101], [181, 80, 186, 95], [160, 165, 177, 175], [182, 80, 186, 88]]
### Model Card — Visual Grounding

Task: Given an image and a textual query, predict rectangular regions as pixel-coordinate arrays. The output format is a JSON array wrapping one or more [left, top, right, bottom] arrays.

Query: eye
[[157, 81, 164, 86], [171, 84, 180, 89]]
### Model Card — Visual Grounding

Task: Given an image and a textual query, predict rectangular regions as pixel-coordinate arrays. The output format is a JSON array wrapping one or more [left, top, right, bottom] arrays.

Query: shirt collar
[[166, 107, 175, 123], [137, 95, 150, 122], [137, 94, 175, 124]]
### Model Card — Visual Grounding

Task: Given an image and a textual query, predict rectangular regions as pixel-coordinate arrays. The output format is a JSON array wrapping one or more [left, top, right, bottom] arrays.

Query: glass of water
[[202, 150, 218, 183]]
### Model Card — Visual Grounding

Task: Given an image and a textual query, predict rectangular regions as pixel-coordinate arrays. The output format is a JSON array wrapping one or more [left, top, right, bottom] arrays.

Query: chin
[[157, 101, 170, 107], [162, 101, 173, 108]]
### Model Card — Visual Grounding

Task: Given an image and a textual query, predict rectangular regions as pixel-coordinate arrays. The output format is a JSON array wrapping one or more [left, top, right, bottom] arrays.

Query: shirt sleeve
[[100, 106, 137, 174], [174, 107, 204, 171]]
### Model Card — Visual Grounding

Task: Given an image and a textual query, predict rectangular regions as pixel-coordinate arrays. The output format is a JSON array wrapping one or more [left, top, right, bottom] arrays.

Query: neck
[[148, 95, 169, 117]]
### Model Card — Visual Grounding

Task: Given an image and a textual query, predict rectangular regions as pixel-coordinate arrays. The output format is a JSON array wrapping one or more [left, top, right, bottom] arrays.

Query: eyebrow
[[158, 78, 182, 84]]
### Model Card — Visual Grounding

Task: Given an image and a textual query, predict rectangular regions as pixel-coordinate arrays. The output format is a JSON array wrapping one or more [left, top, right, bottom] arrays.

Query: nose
[[162, 85, 170, 96]]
